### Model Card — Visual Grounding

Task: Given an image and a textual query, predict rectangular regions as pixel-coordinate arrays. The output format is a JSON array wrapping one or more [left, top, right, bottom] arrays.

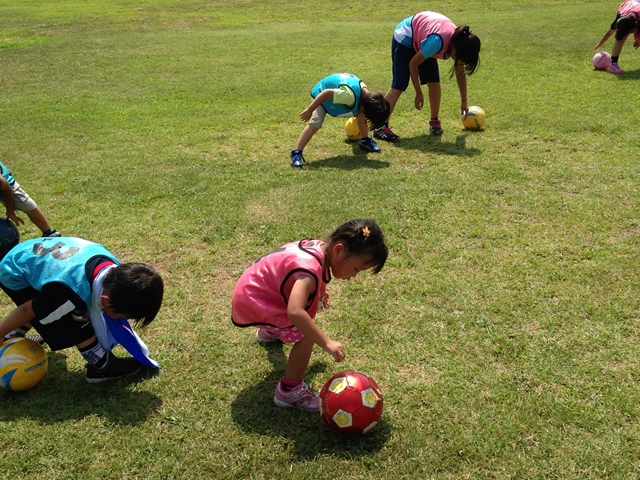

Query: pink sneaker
[[255, 328, 281, 344], [274, 380, 319, 411], [607, 63, 625, 74]]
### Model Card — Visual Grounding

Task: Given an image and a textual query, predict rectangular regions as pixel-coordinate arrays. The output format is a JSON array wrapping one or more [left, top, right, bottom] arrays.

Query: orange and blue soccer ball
[[344, 117, 360, 141], [0, 337, 48, 391], [319, 370, 384, 435], [462, 106, 486, 130]]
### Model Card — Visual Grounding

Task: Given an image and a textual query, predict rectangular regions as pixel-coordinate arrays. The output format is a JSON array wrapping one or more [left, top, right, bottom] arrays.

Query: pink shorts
[[261, 326, 305, 344]]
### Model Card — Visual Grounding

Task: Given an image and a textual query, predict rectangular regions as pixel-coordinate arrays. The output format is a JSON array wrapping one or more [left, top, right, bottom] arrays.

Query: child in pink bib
[[231, 219, 388, 411], [594, 1, 640, 74]]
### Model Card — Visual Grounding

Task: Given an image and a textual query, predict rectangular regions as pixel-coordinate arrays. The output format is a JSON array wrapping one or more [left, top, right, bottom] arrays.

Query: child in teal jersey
[[0, 237, 164, 383], [0, 161, 60, 237], [290, 73, 390, 167]]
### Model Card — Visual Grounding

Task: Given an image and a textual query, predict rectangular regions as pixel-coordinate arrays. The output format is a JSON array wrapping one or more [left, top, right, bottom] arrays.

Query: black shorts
[[391, 37, 440, 91], [0, 283, 96, 351]]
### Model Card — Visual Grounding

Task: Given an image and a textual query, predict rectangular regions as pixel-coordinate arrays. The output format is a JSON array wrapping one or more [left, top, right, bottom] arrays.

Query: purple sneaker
[[607, 63, 625, 74], [274, 380, 319, 411]]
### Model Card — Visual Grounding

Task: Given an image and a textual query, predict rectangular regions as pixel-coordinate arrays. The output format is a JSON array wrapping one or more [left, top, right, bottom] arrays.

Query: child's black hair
[[449, 25, 481, 77], [103, 263, 164, 327], [360, 92, 391, 130], [616, 14, 638, 41], [324, 219, 388, 274]]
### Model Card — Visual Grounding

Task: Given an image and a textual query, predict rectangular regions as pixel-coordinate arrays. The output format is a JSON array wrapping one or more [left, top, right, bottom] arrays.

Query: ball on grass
[[0, 337, 48, 391], [592, 51, 611, 70], [462, 106, 486, 131], [344, 117, 359, 141]]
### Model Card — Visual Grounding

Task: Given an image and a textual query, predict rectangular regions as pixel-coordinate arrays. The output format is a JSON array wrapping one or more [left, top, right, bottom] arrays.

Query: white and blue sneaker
[[290, 150, 306, 168], [359, 136, 381, 153]]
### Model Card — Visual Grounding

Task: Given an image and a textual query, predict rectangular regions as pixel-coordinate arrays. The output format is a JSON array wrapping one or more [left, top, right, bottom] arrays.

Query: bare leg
[[384, 88, 403, 122], [25, 208, 51, 233], [427, 82, 442, 119], [285, 336, 315, 381], [295, 125, 320, 151], [612, 37, 626, 58]]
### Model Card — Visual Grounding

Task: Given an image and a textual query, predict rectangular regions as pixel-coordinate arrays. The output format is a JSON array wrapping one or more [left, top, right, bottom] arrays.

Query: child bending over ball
[[374, 11, 481, 142], [0, 161, 61, 237], [0, 237, 164, 383], [290, 73, 390, 167], [594, 0, 640, 74], [232, 219, 388, 411]]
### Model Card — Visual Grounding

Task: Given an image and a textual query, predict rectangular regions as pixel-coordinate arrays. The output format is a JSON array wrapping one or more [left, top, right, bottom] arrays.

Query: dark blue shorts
[[391, 37, 440, 91]]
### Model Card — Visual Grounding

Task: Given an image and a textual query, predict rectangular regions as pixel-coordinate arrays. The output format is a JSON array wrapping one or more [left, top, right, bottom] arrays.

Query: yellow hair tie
[[362, 226, 371, 238]]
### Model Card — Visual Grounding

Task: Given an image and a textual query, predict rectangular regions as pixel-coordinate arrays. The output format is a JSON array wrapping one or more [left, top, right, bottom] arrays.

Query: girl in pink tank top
[[594, 1, 640, 73], [231, 219, 388, 411]]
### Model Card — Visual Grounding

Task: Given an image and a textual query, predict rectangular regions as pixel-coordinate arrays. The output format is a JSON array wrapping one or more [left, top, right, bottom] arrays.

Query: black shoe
[[373, 124, 400, 142], [85, 351, 143, 383]]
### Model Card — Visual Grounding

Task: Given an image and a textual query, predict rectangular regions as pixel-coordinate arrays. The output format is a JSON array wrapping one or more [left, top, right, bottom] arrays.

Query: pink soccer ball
[[592, 51, 611, 70]]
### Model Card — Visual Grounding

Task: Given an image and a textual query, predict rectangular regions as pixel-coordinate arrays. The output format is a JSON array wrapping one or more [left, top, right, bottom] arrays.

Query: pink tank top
[[411, 11, 456, 60], [231, 239, 330, 329], [619, 0, 640, 16]]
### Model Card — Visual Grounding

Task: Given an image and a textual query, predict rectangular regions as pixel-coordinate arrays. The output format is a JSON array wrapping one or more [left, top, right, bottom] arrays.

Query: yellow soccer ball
[[462, 106, 486, 130], [0, 337, 48, 391], [344, 117, 360, 141]]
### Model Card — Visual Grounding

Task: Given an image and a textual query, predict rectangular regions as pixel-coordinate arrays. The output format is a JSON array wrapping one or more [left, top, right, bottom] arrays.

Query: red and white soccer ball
[[592, 51, 611, 70], [319, 370, 383, 435]]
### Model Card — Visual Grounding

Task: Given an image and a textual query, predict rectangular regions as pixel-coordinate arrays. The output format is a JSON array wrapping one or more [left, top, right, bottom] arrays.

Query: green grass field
[[1, 0, 640, 478]]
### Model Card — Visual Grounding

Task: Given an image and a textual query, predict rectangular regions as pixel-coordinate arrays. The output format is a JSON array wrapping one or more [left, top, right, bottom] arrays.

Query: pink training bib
[[232, 239, 329, 329], [411, 11, 456, 60]]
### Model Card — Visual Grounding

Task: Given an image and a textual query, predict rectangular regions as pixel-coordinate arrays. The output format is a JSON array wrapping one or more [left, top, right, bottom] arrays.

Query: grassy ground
[[1, 0, 640, 478]]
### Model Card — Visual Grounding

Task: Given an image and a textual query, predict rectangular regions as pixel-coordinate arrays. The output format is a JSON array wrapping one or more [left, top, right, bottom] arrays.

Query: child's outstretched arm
[[454, 61, 469, 120], [0, 176, 24, 226], [595, 29, 615, 50], [0, 301, 36, 340], [287, 276, 345, 362], [299, 89, 336, 122]]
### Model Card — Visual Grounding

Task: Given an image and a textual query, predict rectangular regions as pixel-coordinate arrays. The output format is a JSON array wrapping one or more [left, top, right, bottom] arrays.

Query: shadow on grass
[[230, 343, 391, 461], [391, 133, 483, 156], [615, 69, 640, 80], [0, 351, 162, 425], [306, 151, 391, 170]]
